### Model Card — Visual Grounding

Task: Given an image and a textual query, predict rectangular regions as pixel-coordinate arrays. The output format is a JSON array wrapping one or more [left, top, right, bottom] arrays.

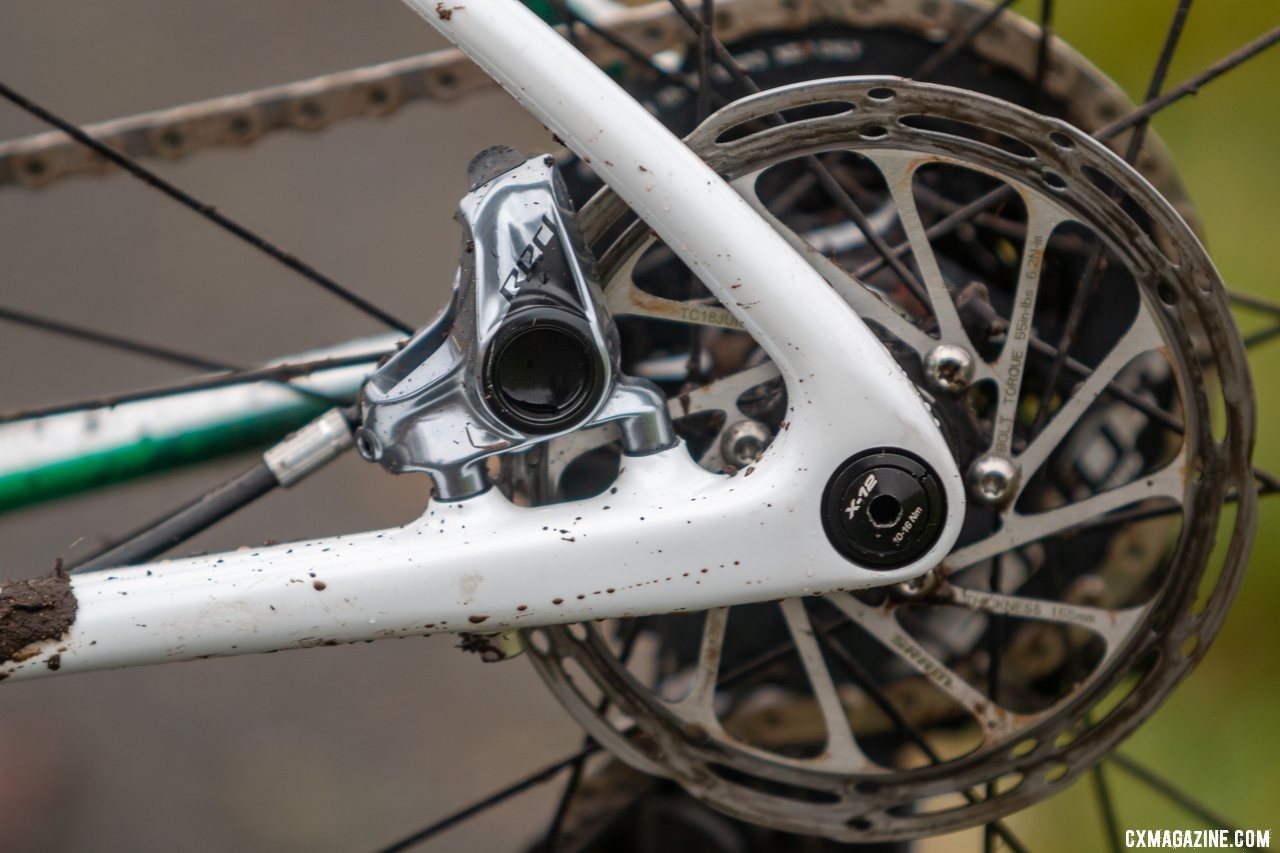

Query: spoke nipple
[[924, 344, 975, 393], [967, 453, 1020, 506]]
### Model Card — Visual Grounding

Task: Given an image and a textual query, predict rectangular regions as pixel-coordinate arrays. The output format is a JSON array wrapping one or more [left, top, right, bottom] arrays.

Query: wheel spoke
[[855, 25, 1280, 291], [1033, 0, 1056, 101], [1229, 288, 1280, 316], [731, 172, 948, 362], [560, 5, 703, 99], [0, 303, 350, 408], [913, 0, 1019, 80], [0, 351, 386, 424], [1097, 25, 1280, 142], [696, 0, 715, 122], [778, 598, 866, 770], [375, 744, 601, 852], [539, 757, 587, 853], [665, 0, 933, 306], [814, 622, 943, 762], [1122, 0, 1194, 163], [1027, 235, 1108, 436], [853, 185, 1009, 283], [1253, 467, 1280, 494], [801, 152, 931, 305], [1109, 752, 1240, 832], [540, 622, 645, 852], [1094, 761, 1125, 853], [548, 0, 582, 50], [660, 0, 719, 420], [1027, 335, 1184, 434], [0, 81, 415, 335], [1243, 322, 1280, 349], [0, 303, 231, 373], [847, 190, 1180, 437], [1031, 1, 1193, 437]]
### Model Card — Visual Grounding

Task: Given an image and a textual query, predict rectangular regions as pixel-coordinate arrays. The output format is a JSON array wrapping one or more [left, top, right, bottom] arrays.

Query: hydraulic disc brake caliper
[[355, 146, 674, 498]]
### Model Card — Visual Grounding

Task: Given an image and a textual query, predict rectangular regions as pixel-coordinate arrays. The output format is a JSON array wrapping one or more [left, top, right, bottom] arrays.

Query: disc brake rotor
[[518, 77, 1254, 841]]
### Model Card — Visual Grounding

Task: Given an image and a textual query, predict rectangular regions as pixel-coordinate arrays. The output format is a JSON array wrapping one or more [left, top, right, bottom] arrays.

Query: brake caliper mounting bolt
[[923, 344, 975, 393], [967, 453, 1020, 506], [721, 419, 772, 467]]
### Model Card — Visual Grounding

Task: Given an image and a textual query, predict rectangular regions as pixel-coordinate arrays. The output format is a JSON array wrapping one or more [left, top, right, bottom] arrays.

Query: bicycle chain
[[0, 0, 1191, 225]]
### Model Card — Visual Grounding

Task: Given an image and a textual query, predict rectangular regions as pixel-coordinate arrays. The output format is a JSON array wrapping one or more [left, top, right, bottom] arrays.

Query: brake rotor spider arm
[[0, 0, 963, 683]]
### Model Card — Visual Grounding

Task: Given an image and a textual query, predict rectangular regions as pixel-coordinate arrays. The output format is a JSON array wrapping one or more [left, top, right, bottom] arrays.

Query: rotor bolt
[[923, 344, 975, 393], [721, 419, 772, 467], [967, 453, 1020, 506], [895, 566, 943, 601]]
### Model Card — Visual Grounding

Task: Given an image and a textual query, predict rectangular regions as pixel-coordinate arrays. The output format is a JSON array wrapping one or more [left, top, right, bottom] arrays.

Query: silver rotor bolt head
[[967, 453, 1020, 506], [895, 566, 943, 600], [721, 419, 772, 467], [923, 344, 975, 393]]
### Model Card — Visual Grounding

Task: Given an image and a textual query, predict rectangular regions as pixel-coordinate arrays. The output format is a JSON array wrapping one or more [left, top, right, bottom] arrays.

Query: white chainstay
[[0, 0, 962, 682]]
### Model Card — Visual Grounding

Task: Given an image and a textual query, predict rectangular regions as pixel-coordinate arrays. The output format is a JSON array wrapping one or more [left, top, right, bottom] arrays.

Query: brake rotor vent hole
[[1049, 130, 1076, 149]]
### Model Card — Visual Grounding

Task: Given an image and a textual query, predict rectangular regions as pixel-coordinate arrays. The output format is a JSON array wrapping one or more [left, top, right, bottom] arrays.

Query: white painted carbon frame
[[0, 0, 963, 682]]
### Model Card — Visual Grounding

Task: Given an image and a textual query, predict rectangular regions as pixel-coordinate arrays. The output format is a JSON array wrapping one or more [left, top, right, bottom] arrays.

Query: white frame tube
[[0, 0, 963, 682]]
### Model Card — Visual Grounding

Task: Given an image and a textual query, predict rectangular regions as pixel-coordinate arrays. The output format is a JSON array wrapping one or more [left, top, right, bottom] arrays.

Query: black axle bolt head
[[821, 449, 946, 569]]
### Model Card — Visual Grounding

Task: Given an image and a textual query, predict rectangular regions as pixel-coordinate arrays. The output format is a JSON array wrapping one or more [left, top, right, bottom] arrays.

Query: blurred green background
[[0, 1, 1276, 850], [935, 2, 1280, 849]]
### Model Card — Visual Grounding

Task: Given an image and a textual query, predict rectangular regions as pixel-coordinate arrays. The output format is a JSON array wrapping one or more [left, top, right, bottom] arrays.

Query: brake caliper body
[[356, 147, 672, 498]]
